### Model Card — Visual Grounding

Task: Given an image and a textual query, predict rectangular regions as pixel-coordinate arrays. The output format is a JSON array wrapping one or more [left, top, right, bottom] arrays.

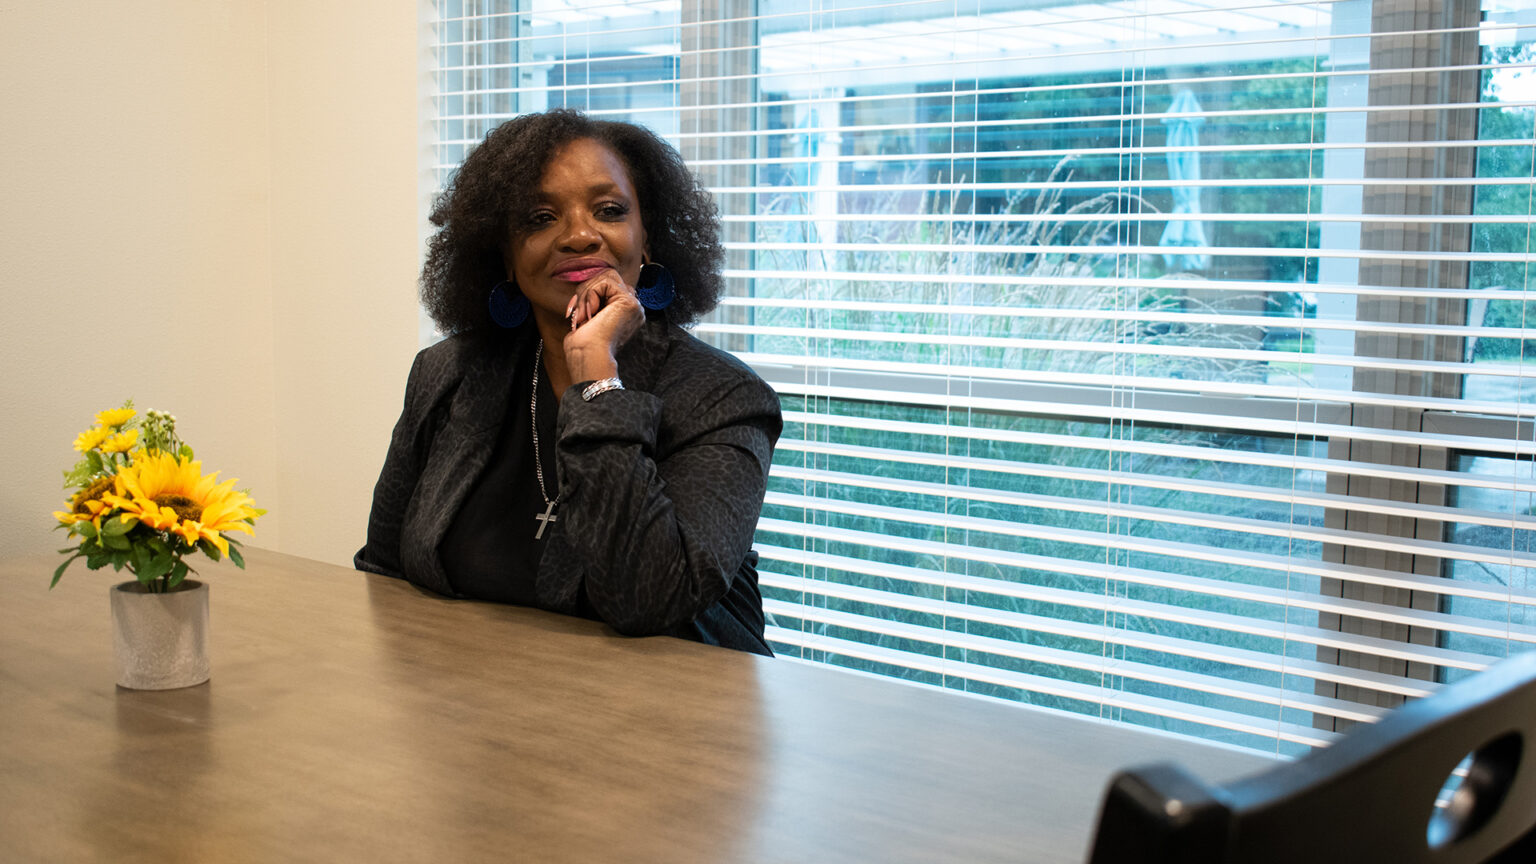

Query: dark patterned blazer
[[355, 315, 782, 654]]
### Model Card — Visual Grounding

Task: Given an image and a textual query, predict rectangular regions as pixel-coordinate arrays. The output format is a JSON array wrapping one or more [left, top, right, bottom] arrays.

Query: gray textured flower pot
[[110, 580, 209, 690]]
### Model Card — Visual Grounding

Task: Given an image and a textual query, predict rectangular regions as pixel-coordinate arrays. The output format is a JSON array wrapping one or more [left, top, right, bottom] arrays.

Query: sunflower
[[96, 407, 136, 427], [103, 450, 259, 556], [73, 426, 112, 452], [53, 474, 119, 530], [99, 429, 139, 454]]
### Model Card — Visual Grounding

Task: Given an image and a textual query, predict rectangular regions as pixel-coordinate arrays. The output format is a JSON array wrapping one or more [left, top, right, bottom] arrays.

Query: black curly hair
[[421, 109, 724, 334]]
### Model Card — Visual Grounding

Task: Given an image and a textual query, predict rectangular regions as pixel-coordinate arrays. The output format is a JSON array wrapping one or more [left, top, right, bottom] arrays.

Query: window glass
[[430, 0, 1536, 755]]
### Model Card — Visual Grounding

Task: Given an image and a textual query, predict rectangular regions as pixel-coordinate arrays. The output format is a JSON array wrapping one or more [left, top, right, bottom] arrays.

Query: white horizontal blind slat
[[757, 497, 1536, 642], [722, 272, 1529, 300], [760, 569, 1449, 704], [759, 588, 1391, 724], [718, 297, 1534, 339], [720, 332, 1536, 381], [777, 410, 1536, 495], [767, 465, 1536, 568], [764, 624, 1341, 748], [766, 382, 1536, 458], [771, 450, 1536, 532], [754, 545, 1457, 695]]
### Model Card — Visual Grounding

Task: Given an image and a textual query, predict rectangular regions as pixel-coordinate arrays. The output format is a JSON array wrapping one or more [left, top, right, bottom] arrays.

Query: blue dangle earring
[[635, 260, 675, 311], [488, 280, 530, 328]]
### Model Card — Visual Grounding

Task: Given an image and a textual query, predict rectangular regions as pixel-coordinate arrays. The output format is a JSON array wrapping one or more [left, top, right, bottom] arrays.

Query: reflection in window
[[1446, 452, 1536, 683]]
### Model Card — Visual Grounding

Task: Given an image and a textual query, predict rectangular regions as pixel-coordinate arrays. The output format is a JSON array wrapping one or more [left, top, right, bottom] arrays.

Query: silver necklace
[[531, 339, 558, 539]]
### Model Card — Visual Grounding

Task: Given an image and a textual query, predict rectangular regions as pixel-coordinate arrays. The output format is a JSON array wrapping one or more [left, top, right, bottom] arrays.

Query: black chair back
[[1085, 651, 1536, 863]]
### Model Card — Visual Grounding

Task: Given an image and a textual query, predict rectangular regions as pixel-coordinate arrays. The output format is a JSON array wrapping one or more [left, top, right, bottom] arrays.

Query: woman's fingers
[[568, 270, 626, 331], [565, 269, 644, 366]]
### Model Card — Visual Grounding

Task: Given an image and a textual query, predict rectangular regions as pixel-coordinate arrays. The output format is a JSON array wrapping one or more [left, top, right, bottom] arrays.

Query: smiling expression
[[505, 137, 647, 329]]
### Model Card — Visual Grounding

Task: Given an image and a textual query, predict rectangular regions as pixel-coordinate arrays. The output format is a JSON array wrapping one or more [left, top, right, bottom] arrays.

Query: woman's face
[[506, 137, 647, 327]]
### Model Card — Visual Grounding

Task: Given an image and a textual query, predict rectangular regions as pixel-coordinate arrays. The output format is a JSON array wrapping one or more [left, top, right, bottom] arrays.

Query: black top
[[438, 340, 556, 606], [356, 316, 783, 655]]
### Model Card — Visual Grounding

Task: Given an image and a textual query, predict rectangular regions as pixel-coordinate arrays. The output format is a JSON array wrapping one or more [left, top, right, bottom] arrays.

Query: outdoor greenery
[[1471, 43, 1536, 362], [749, 36, 1534, 750], [748, 56, 1340, 750]]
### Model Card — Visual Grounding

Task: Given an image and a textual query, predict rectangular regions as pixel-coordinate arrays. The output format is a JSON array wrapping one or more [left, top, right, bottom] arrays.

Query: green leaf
[[227, 544, 245, 569], [178, 444, 194, 461], [85, 551, 109, 570], [100, 515, 132, 537], [197, 539, 222, 563], [108, 549, 130, 570], [137, 547, 173, 582], [76, 521, 98, 541], [151, 548, 174, 576], [167, 559, 190, 590], [86, 450, 106, 475], [62, 458, 95, 488], [102, 531, 130, 551], [51, 553, 83, 589]]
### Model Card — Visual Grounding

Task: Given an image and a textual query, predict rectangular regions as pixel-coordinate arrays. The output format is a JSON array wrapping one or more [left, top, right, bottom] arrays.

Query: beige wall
[[0, 1, 422, 568], [265, 0, 424, 563]]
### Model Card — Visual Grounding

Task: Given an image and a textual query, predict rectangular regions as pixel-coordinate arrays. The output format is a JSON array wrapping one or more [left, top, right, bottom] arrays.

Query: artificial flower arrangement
[[52, 403, 263, 592]]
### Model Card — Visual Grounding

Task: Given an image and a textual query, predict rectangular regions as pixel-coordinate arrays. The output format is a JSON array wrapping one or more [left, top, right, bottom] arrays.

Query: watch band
[[581, 377, 625, 402]]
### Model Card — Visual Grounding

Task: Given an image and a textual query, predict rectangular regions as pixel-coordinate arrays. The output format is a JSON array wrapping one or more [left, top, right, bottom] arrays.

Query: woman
[[356, 109, 781, 655]]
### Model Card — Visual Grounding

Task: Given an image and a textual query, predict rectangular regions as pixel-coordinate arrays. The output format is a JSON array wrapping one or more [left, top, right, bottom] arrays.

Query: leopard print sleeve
[[355, 344, 462, 579], [546, 363, 781, 636]]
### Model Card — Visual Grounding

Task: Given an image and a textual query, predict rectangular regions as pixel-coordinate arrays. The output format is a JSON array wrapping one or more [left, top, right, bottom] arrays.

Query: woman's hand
[[563, 268, 645, 381]]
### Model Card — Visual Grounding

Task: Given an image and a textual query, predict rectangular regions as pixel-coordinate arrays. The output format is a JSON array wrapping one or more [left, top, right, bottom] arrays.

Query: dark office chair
[[1085, 651, 1536, 864]]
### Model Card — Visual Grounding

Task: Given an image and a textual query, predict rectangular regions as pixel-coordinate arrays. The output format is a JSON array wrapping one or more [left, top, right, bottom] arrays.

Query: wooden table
[[0, 549, 1275, 863]]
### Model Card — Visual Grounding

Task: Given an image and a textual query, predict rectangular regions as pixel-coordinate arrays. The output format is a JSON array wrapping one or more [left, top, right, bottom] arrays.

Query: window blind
[[429, 0, 1536, 756]]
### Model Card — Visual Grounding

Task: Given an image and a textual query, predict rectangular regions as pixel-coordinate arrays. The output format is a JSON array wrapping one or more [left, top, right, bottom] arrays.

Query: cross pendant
[[534, 500, 558, 539]]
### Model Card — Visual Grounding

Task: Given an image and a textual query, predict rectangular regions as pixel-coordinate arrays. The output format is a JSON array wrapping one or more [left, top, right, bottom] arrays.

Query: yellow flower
[[73, 426, 112, 452], [103, 450, 259, 556], [99, 429, 140, 454], [96, 407, 136, 428], [54, 475, 118, 530], [53, 500, 110, 528]]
